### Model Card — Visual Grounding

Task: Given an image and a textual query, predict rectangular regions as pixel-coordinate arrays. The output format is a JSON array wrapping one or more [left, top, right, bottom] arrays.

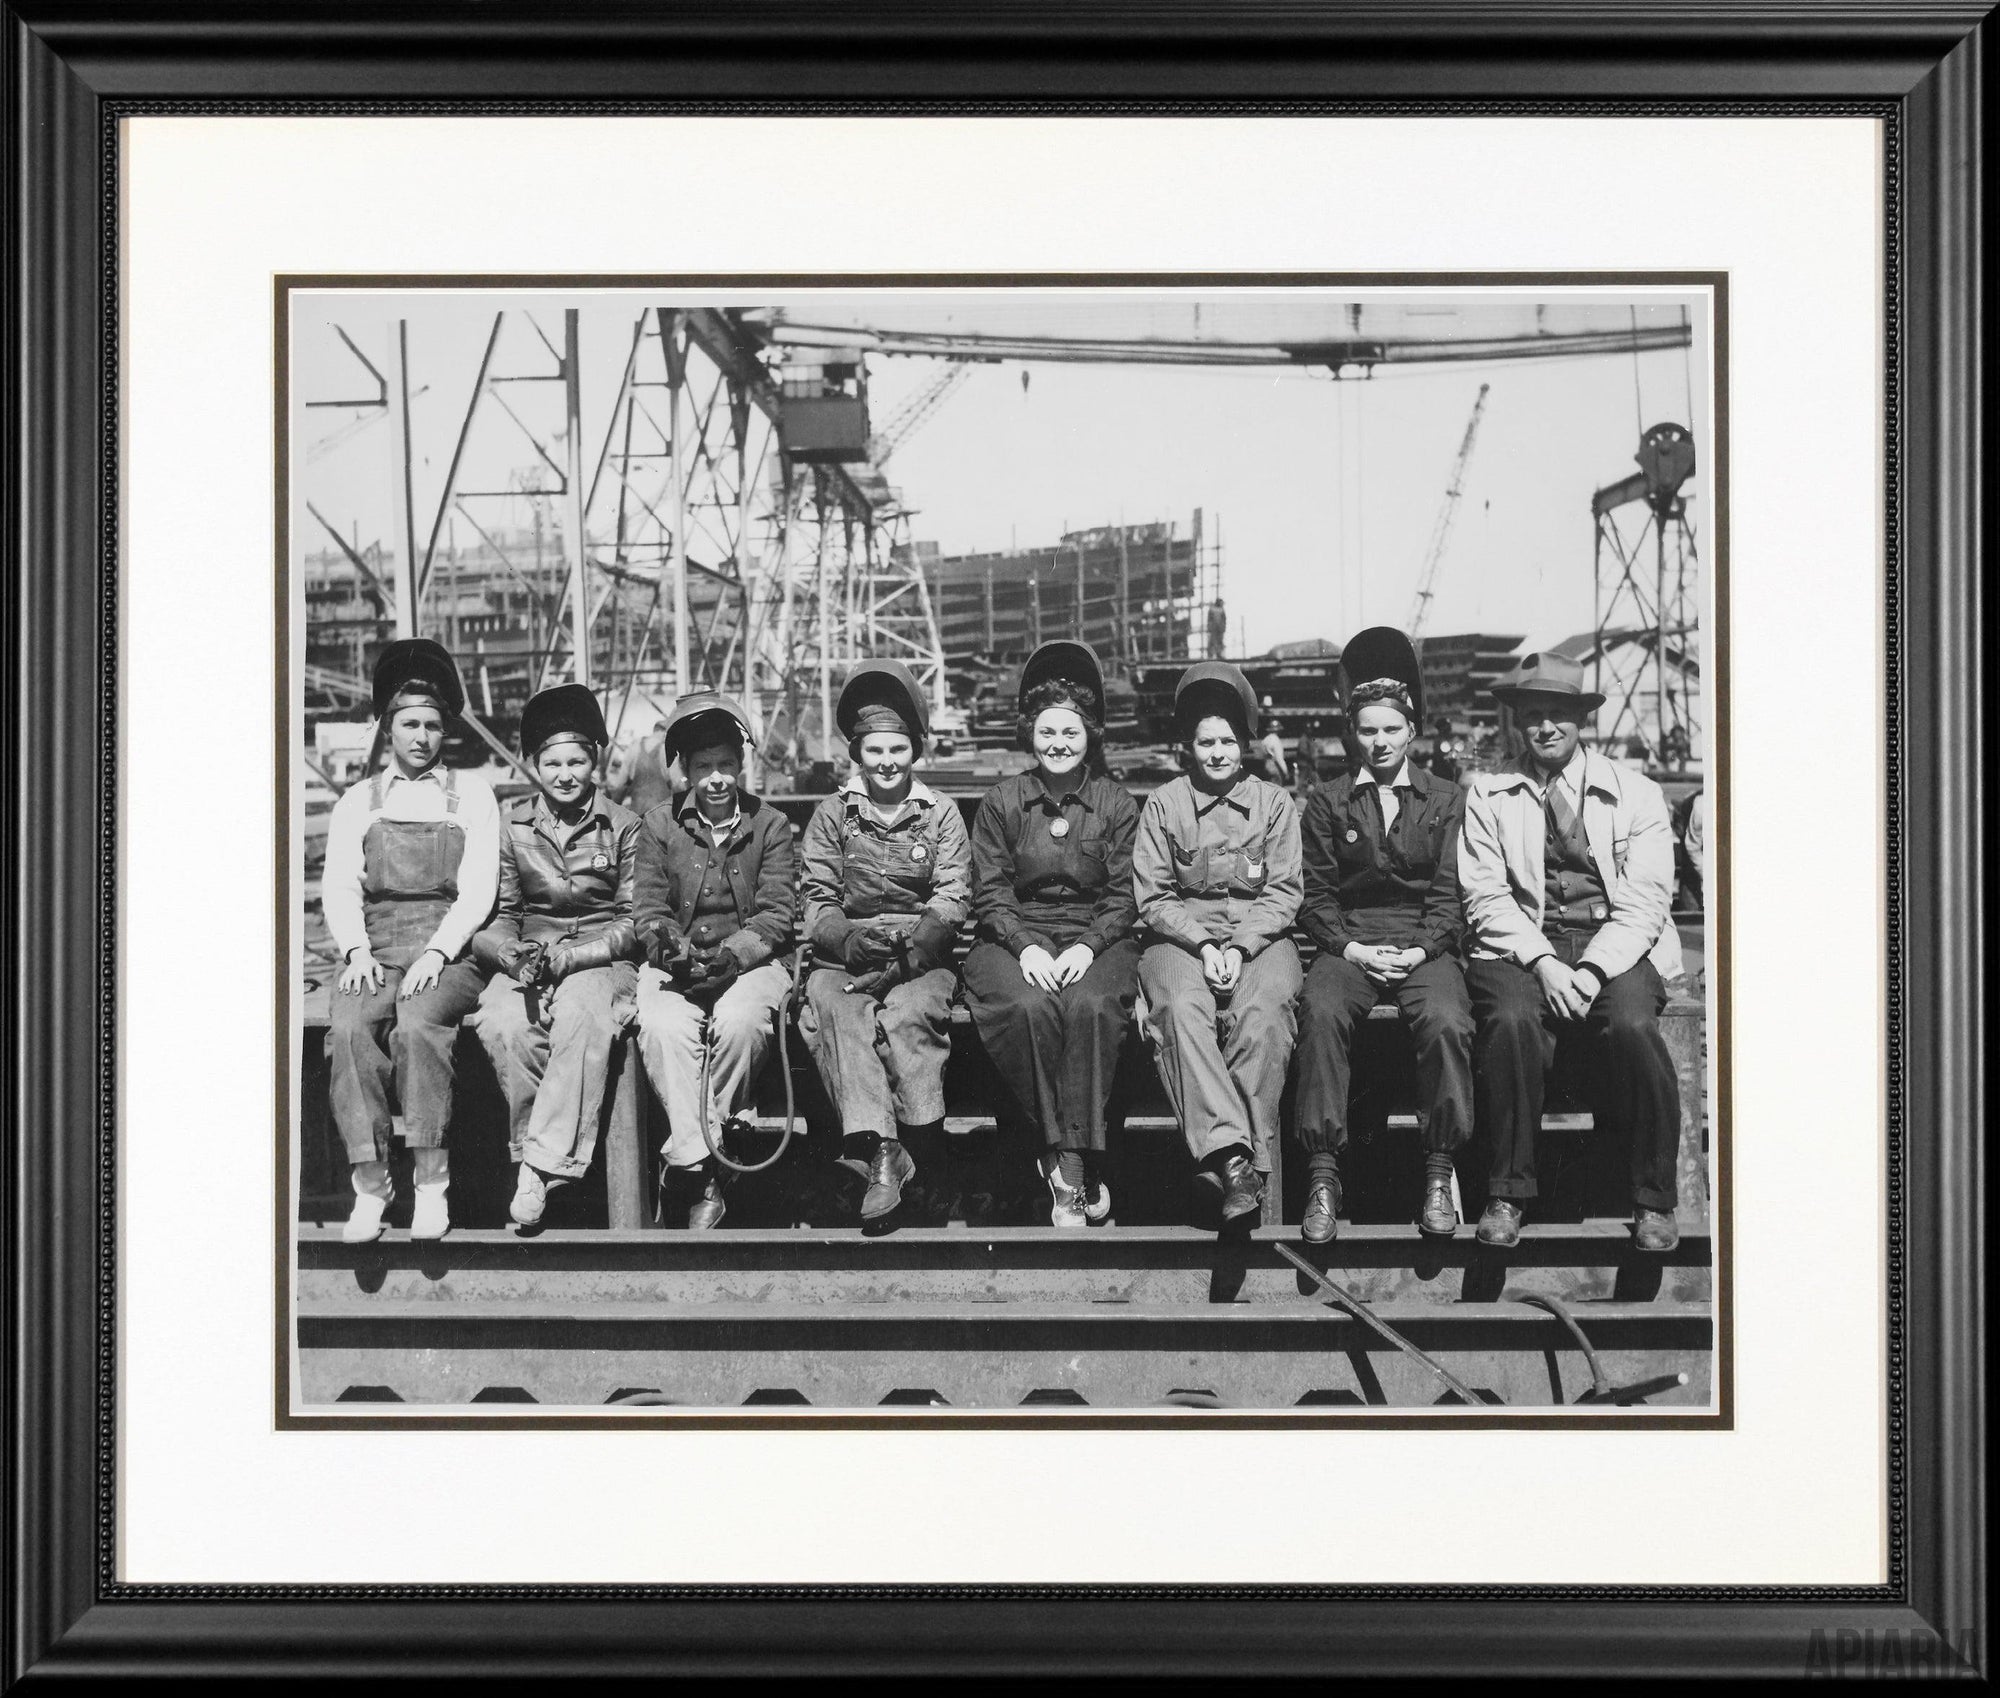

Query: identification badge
[[1590, 902, 1609, 921], [1345, 829, 1359, 842], [1049, 818, 1070, 839], [910, 843, 928, 862], [592, 853, 609, 870]]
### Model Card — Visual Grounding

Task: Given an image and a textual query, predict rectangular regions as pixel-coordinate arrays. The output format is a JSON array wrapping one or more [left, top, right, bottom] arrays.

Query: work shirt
[[634, 788, 797, 966], [322, 762, 500, 963], [798, 775, 973, 953], [472, 788, 644, 972], [1458, 747, 1682, 983], [1298, 759, 1466, 960], [1131, 772, 1302, 957], [969, 769, 1140, 958]]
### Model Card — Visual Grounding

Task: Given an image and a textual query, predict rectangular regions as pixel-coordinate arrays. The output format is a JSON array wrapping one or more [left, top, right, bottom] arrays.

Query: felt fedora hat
[[372, 637, 465, 720], [1488, 650, 1606, 712]]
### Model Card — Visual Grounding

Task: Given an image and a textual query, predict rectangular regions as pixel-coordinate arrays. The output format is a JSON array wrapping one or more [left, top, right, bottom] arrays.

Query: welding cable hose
[[691, 952, 801, 1176]]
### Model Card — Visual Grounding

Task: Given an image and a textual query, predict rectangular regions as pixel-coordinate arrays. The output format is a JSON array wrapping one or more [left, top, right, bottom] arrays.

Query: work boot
[[341, 1160, 392, 1244], [1633, 1206, 1680, 1252], [860, 1138, 915, 1222], [1475, 1197, 1523, 1248], [1218, 1152, 1265, 1226], [1044, 1151, 1087, 1230], [687, 1165, 728, 1231]]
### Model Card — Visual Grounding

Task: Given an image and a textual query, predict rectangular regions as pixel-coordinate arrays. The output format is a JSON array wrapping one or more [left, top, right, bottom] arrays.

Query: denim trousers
[[468, 960, 639, 1180], [1136, 937, 1302, 1171], [327, 958, 484, 1164], [634, 959, 792, 1169], [799, 964, 957, 1137]]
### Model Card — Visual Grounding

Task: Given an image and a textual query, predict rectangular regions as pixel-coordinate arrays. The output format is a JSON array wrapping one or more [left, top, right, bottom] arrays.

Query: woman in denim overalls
[[796, 661, 971, 1226], [466, 684, 646, 1229], [321, 640, 500, 1243]]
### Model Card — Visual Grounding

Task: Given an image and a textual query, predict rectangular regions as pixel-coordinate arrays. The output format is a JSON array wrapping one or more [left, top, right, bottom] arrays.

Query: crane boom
[[1407, 382, 1491, 639], [868, 361, 974, 462]]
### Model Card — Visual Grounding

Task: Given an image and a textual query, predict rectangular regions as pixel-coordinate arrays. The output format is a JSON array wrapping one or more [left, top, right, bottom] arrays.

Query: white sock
[[351, 1160, 392, 1200], [411, 1147, 449, 1187]]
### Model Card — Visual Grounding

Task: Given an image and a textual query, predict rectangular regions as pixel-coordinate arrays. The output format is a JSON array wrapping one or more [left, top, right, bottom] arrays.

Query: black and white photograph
[[284, 283, 1721, 1419]]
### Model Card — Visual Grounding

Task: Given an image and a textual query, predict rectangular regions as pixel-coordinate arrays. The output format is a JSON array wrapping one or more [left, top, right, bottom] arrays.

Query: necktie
[[1545, 777, 1579, 844]]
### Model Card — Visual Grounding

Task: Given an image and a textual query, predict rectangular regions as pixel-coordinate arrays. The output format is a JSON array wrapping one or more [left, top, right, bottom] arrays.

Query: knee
[[1480, 1000, 1542, 1049], [710, 999, 772, 1054], [1597, 997, 1659, 1049]]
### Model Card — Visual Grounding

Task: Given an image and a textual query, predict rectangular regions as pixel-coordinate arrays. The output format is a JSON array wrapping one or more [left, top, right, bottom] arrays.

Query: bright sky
[[293, 288, 1710, 658]]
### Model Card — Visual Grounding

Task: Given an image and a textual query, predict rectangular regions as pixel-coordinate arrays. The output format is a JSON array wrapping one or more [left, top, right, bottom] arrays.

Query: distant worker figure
[[1206, 596, 1228, 659], [1458, 652, 1685, 1253], [1294, 628, 1474, 1243], [964, 641, 1141, 1228], [322, 640, 499, 1244], [1428, 717, 1463, 784], [1132, 662, 1304, 1231], [796, 661, 971, 1227], [1294, 720, 1323, 793], [608, 717, 677, 820], [468, 684, 645, 1231], [1256, 698, 1290, 784]]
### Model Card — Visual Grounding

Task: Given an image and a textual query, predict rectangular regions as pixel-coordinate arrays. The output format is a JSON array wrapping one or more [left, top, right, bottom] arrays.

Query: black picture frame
[[5, 2, 1986, 1679]]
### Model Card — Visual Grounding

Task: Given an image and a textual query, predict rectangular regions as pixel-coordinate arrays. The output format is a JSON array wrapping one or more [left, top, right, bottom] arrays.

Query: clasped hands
[[1533, 954, 1600, 1021], [1343, 941, 1427, 988], [1198, 941, 1246, 994], [1017, 942, 1095, 992]]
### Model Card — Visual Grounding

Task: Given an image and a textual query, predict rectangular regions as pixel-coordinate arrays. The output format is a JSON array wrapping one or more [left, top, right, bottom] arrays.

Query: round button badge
[[1049, 818, 1070, 839], [1345, 829, 1359, 842], [592, 853, 610, 869], [910, 844, 928, 862]]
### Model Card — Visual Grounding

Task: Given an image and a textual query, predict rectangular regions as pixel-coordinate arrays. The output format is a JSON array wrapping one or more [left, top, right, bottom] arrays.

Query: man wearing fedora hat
[[1458, 651, 1684, 1251]]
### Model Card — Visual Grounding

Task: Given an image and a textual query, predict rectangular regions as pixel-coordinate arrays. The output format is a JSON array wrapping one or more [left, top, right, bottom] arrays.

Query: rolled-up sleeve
[[1132, 792, 1211, 951], [1230, 787, 1302, 956], [422, 777, 500, 962], [923, 800, 973, 931]]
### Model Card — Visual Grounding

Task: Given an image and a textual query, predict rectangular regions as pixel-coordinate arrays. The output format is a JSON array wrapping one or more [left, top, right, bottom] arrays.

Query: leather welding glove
[[902, 911, 958, 975]]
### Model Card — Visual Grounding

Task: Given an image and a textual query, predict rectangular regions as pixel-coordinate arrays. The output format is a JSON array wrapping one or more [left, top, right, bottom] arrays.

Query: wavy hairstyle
[[1017, 678, 1107, 774]]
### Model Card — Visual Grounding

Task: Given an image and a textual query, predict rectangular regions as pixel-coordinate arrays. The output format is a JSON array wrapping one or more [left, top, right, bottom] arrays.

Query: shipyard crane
[[1406, 383, 1491, 640], [866, 360, 974, 463]]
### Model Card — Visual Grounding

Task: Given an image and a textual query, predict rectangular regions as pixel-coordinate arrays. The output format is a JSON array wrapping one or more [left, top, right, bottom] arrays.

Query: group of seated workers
[[322, 624, 1686, 1254]]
